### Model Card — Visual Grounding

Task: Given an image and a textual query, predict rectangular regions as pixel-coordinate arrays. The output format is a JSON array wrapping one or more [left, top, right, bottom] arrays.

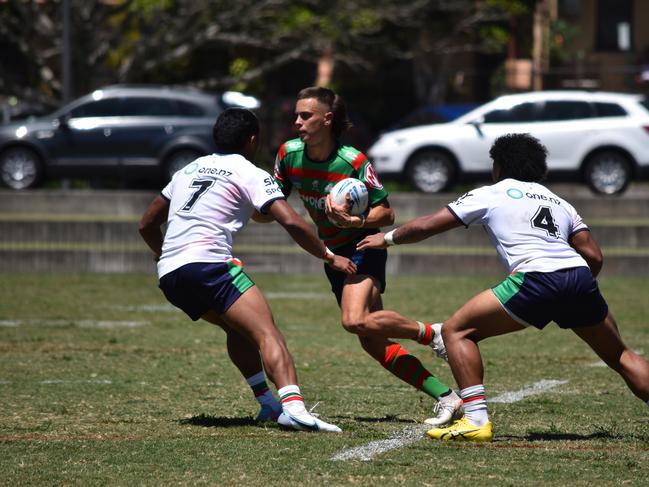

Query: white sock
[[460, 384, 489, 426], [246, 371, 280, 410], [277, 384, 307, 415]]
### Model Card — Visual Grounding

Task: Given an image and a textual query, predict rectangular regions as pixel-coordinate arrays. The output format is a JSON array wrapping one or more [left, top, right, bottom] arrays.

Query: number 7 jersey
[[447, 178, 589, 274], [157, 153, 284, 278]]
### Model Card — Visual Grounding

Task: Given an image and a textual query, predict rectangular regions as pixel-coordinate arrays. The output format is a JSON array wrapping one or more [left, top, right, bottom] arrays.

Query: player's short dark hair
[[297, 86, 352, 138], [489, 133, 548, 182], [212, 108, 259, 154]]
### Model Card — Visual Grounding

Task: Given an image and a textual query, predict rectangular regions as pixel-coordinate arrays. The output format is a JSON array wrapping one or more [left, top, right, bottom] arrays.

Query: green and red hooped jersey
[[273, 138, 389, 250]]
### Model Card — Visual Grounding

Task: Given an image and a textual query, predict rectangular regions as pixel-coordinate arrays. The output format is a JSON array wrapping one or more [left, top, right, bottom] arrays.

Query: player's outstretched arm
[[139, 195, 170, 260], [569, 230, 604, 277], [268, 199, 357, 275], [357, 207, 462, 250]]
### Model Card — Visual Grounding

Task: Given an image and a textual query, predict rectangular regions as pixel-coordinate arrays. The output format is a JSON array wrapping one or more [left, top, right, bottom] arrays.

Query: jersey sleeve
[[357, 157, 389, 206], [160, 179, 173, 201], [242, 166, 286, 213], [567, 203, 589, 238], [273, 143, 293, 197], [446, 186, 492, 227]]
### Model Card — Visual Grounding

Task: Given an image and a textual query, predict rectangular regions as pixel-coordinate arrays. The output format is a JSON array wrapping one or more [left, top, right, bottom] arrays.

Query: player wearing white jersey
[[358, 133, 649, 442], [140, 108, 357, 433]]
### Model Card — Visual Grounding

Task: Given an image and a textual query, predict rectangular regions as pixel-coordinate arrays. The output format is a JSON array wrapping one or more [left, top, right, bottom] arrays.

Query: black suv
[[0, 85, 260, 189]]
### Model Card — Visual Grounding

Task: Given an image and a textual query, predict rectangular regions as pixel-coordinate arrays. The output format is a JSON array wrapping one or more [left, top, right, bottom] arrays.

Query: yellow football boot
[[426, 417, 493, 442]]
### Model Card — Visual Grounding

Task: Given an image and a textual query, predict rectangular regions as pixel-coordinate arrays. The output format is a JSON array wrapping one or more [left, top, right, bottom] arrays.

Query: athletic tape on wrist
[[324, 247, 335, 261], [384, 229, 396, 246]]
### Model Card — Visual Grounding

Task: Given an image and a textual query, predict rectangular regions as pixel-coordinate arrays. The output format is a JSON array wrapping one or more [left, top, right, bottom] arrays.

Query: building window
[[596, 0, 633, 52]]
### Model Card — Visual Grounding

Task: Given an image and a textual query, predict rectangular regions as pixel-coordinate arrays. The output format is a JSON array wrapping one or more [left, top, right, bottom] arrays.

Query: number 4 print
[[180, 179, 215, 212], [531, 206, 560, 237]]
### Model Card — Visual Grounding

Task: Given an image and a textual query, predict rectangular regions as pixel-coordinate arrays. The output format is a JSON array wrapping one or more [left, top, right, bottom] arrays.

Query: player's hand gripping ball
[[329, 178, 369, 216]]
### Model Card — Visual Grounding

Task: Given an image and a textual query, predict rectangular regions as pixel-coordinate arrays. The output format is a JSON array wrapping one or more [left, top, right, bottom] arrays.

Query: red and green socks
[[416, 321, 434, 345], [381, 342, 452, 400]]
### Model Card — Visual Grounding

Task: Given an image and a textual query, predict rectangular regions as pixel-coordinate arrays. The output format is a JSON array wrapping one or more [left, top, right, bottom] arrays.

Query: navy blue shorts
[[159, 259, 254, 321], [491, 267, 608, 330], [324, 236, 387, 306]]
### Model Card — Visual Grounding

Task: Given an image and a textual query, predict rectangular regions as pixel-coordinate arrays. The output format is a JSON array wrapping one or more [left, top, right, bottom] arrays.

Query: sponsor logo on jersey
[[324, 182, 335, 194], [506, 188, 524, 199], [300, 193, 326, 209], [364, 164, 383, 190], [312, 180, 320, 191], [198, 167, 232, 177], [184, 162, 199, 175], [524, 192, 561, 205]]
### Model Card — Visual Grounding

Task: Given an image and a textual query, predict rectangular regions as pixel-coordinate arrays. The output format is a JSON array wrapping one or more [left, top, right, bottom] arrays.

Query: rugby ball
[[329, 178, 369, 216]]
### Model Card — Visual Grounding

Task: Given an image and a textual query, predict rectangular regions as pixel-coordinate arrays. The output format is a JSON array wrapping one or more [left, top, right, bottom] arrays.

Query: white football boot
[[277, 410, 342, 433], [424, 391, 463, 427], [430, 323, 448, 362]]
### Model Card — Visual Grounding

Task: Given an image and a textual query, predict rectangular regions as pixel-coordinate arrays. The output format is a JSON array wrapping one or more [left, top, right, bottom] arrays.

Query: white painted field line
[[489, 379, 568, 403], [0, 319, 148, 328], [0, 379, 113, 385], [331, 379, 568, 461], [589, 349, 643, 368], [111, 304, 179, 312], [331, 424, 429, 461]]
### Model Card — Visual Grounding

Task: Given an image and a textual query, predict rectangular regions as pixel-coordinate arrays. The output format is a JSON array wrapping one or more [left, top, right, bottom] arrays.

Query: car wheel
[[0, 146, 43, 190], [163, 149, 202, 180], [584, 151, 631, 195], [407, 149, 455, 193]]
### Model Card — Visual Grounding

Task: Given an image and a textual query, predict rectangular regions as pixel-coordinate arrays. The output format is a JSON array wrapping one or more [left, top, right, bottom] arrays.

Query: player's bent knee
[[341, 316, 368, 335]]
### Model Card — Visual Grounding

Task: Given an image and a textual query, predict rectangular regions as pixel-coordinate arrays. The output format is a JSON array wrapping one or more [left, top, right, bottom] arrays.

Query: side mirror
[[54, 114, 71, 130]]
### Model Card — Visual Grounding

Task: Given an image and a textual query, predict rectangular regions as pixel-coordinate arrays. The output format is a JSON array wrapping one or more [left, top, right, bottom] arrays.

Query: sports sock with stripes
[[460, 384, 489, 426], [416, 321, 434, 345], [246, 371, 281, 412], [381, 342, 452, 400], [278, 384, 308, 416]]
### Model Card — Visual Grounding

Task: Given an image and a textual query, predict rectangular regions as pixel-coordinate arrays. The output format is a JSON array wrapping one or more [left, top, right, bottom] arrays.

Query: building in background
[[504, 0, 649, 93]]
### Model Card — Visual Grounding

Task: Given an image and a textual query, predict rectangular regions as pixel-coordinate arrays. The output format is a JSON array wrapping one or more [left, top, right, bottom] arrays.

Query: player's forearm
[[388, 207, 462, 244], [139, 226, 164, 258], [363, 205, 394, 228], [281, 218, 330, 261]]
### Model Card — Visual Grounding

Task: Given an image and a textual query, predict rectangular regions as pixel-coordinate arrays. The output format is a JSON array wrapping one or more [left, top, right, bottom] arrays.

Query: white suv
[[368, 91, 649, 194]]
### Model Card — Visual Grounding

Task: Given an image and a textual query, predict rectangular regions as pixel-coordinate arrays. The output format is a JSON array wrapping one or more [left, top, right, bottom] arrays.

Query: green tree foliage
[[0, 0, 528, 115]]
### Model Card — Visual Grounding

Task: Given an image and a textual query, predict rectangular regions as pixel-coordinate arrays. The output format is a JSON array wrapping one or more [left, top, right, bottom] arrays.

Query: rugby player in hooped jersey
[[358, 133, 649, 442], [274, 87, 463, 427], [139, 108, 357, 433]]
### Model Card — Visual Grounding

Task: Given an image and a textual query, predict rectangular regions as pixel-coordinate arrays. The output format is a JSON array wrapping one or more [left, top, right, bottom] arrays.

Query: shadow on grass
[[497, 431, 622, 442], [176, 414, 257, 428], [332, 414, 415, 424]]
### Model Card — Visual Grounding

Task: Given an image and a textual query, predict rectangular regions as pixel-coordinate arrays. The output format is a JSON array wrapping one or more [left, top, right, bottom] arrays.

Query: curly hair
[[489, 133, 548, 182], [297, 86, 353, 138], [212, 108, 259, 154]]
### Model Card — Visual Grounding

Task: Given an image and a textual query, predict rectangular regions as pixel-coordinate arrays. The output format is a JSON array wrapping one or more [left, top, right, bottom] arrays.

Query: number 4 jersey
[[447, 178, 589, 274], [157, 153, 284, 278]]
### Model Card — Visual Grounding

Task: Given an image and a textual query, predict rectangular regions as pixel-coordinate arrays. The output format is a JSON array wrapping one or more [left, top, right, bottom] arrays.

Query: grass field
[[1, 272, 647, 486]]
